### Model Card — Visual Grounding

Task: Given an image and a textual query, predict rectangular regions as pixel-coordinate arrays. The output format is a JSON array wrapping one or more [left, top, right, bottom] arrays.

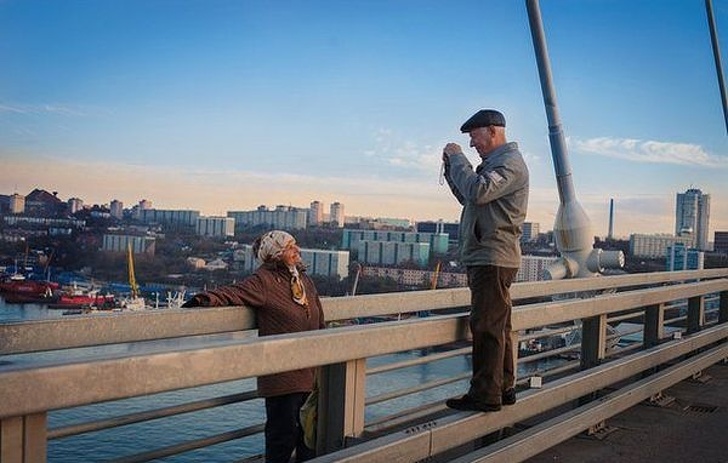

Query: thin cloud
[[521, 149, 541, 164], [365, 128, 444, 174], [0, 104, 88, 117], [572, 137, 728, 168], [0, 105, 29, 114]]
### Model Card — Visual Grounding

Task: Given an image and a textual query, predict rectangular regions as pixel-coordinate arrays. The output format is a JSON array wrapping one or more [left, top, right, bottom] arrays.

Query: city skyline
[[5, 186, 726, 249], [2, 1, 728, 239]]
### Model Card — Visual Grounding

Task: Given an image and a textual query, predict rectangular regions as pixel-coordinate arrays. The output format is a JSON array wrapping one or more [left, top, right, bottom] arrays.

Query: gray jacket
[[445, 142, 529, 268]]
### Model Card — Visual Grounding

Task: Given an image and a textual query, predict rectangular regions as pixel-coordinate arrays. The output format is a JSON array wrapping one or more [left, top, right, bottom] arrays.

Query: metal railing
[[0, 269, 726, 462]]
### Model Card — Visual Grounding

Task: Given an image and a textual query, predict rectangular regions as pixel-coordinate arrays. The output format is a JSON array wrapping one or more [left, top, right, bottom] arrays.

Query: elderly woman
[[183, 230, 325, 463]]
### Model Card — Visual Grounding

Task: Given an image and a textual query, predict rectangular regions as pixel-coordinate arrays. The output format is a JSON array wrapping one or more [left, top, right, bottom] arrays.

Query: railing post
[[687, 295, 705, 334], [580, 315, 607, 369], [644, 303, 665, 347], [317, 358, 367, 454], [509, 330, 519, 384], [0, 413, 47, 463]]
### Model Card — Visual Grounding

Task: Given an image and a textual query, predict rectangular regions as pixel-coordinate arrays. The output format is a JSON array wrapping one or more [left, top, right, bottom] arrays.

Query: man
[[442, 109, 529, 412]]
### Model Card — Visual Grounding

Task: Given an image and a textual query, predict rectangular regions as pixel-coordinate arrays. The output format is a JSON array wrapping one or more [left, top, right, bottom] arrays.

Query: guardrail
[[1, 269, 727, 462]]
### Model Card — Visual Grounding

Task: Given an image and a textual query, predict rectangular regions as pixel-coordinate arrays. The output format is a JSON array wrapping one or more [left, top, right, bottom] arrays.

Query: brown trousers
[[466, 265, 518, 404]]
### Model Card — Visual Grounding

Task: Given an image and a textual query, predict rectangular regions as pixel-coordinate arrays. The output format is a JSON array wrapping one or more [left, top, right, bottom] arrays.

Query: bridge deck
[[525, 362, 728, 463]]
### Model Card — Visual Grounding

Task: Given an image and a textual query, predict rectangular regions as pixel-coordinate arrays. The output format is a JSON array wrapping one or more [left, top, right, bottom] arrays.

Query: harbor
[[0, 248, 191, 314]]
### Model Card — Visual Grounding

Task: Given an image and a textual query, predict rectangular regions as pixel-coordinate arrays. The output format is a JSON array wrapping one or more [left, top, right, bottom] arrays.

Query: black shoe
[[502, 388, 516, 406], [446, 395, 501, 412]]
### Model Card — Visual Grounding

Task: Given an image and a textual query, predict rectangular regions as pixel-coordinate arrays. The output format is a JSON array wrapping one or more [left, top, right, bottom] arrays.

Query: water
[[0, 298, 66, 322], [0, 297, 562, 462], [48, 379, 263, 462]]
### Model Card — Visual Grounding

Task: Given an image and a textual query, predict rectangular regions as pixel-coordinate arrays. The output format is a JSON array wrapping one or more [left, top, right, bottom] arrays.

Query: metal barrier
[[0, 269, 726, 462]]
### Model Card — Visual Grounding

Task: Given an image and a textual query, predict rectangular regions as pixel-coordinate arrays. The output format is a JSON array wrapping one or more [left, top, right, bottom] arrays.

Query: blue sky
[[2, 0, 727, 239]]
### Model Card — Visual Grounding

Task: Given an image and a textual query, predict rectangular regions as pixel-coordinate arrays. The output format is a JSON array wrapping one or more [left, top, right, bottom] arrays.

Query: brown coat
[[186, 262, 325, 397]]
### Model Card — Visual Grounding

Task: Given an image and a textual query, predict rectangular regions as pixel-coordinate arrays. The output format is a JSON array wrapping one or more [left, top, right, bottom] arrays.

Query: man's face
[[468, 126, 495, 157], [281, 243, 302, 267]]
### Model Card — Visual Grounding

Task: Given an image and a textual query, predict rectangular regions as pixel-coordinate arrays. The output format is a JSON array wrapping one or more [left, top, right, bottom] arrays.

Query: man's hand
[[442, 143, 463, 182], [442, 142, 463, 160]]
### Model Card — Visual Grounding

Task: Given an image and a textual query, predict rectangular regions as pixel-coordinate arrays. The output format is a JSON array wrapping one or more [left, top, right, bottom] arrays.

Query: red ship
[[0, 274, 60, 304], [54, 284, 115, 309], [57, 291, 115, 308]]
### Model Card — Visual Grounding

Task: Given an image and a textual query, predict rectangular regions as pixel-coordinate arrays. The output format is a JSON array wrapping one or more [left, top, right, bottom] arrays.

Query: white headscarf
[[255, 230, 296, 263], [255, 230, 309, 308]]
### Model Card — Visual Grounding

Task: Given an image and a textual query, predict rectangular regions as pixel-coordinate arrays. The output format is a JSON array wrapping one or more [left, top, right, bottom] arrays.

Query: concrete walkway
[[525, 362, 728, 463]]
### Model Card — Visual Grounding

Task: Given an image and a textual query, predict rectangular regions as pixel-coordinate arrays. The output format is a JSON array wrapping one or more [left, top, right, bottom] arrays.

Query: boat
[[53, 283, 115, 309], [0, 273, 59, 304], [119, 296, 147, 311]]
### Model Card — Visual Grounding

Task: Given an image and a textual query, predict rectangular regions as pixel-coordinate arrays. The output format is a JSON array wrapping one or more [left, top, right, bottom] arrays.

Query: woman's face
[[281, 243, 302, 267]]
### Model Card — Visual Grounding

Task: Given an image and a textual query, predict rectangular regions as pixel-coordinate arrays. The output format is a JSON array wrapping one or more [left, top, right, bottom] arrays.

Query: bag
[[299, 384, 318, 450]]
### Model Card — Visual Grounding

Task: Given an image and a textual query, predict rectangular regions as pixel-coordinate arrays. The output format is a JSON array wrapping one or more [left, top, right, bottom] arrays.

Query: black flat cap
[[460, 109, 506, 133]]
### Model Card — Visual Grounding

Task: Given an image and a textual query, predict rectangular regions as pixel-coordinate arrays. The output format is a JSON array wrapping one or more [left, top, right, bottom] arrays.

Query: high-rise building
[[9, 193, 25, 214], [356, 241, 430, 267], [416, 220, 460, 242], [666, 243, 704, 271], [309, 201, 324, 226], [141, 209, 200, 228], [110, 200, 124, 220], [348, 217, 412, 230], [228, 205, 307, 231], [629, 233, 693, 258], [196, 217, 235, 238], [240, 244, 350, 279], [522, 222, 540, 242], [675, 188, 710, 250], [715, 231, 728, 254], [330, 202, 345, 228], [67, 198, 83, 214], [342, 229, 449, 255], [133, 199, 153, 220], [102, 234, 156, 255], [517, 255, 559, 282]]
